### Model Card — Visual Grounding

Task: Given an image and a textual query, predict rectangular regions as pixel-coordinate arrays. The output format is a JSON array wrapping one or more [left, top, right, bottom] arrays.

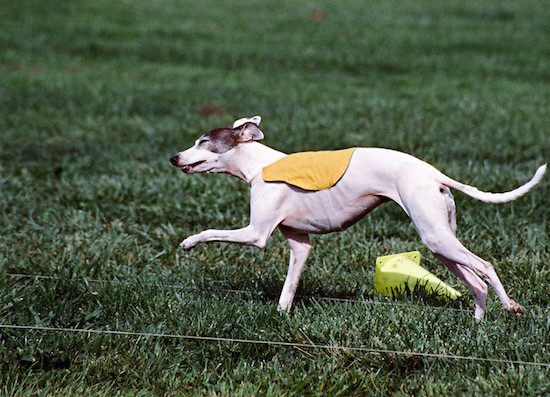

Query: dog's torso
[[262, 148, 357, 191], [251, 147, 442, 234]]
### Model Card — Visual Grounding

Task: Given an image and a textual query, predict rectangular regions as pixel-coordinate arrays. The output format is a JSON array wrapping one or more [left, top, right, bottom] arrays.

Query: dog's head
[[170, 116, 264, 174]]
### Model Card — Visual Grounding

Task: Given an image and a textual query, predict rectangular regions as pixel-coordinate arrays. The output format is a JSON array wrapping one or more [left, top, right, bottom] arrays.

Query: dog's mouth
[[182, 160, 206, 173]]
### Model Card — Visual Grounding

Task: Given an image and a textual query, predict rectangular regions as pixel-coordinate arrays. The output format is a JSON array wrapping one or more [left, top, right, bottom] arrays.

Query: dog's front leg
[[277, 225, 311, 312], [180, 225, 271, 250], [181, 185, 287, 251]]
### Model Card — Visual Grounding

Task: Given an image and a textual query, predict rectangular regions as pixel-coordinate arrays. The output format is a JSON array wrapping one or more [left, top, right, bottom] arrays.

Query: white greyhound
[[170, 116, 546, 320]]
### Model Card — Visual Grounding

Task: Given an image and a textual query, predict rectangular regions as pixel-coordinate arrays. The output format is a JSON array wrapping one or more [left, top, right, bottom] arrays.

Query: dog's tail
[[442, 164, 547, 204]]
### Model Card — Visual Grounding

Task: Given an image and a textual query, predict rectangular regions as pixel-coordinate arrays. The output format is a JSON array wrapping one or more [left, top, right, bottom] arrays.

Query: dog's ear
[[232, 115, 261, 129], [248, 115, 261, 126], [233, 122, 264, 142]]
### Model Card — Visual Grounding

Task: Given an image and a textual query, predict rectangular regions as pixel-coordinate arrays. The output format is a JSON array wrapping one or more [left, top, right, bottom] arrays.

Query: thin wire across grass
[[2, 323, 549, 369], [7, 272, 550, 319], [5, 272, 473, 313], [3, 272, 549, 369]]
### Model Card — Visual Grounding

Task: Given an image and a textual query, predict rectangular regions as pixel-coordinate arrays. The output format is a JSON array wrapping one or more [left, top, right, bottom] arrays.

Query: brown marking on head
[[199, 128, 236, 153], [198, 122, 264, 154]]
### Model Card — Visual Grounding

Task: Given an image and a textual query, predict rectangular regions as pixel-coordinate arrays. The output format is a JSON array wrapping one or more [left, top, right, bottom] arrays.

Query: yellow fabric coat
[[262, 148, 357, 191]]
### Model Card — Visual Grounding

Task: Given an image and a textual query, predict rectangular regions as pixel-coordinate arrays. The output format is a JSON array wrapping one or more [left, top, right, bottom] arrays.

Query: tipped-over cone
[[374, 251, 461, 301]]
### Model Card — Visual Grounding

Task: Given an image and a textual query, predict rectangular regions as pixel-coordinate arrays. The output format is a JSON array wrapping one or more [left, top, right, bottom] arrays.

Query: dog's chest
[[278, 188, 381, 234]]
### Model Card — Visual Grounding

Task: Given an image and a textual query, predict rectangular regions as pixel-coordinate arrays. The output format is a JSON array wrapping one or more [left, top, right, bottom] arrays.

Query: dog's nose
[[170, 155, 179, 166]]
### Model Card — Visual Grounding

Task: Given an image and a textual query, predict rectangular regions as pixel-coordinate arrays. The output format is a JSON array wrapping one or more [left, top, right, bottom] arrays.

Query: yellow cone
[[374, 251, 461, 301]]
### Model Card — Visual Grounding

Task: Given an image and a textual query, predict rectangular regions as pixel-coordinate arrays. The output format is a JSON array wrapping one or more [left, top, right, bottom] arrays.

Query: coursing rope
[[6, 272, 550, 318], [0, 323, 549, 368], [2, 273, 549, 368], [5, 272, 470, 312]]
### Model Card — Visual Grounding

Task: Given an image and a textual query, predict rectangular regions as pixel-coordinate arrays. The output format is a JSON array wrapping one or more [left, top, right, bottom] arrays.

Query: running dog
[[170, 116, 546, 320]]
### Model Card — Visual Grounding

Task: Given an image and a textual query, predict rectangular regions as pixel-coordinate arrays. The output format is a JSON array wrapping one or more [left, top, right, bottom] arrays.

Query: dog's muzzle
[[170, 155, 205, 173], [170, 155, 180, 166]]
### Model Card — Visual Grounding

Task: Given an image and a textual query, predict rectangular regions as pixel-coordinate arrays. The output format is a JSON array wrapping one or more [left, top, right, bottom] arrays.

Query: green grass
[[1, 0, 549, 395]]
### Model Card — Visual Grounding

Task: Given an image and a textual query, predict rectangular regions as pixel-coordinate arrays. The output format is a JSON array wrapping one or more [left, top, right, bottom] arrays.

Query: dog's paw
[[509, 300, 525, 317]]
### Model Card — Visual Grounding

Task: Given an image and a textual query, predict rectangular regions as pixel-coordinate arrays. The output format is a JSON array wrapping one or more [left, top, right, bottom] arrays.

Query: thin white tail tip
[[535, 163, 547, 179]]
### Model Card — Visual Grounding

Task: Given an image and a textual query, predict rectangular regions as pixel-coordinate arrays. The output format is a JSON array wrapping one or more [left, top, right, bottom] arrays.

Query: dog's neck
[[222, 142, 286, 186]]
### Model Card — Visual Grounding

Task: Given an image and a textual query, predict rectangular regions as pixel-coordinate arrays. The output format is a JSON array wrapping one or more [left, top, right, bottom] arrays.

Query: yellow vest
[[262, 148, 357, 191]]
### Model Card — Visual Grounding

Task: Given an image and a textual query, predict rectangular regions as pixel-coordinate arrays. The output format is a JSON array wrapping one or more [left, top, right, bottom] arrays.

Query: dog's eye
[[198, 138, 209, 145]]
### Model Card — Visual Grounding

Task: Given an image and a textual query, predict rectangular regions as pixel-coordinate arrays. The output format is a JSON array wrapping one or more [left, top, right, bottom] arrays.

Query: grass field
[[1, 0, 549, 395]]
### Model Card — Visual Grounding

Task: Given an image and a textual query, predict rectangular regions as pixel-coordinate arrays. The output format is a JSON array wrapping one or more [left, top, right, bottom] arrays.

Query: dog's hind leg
[[437, 187, 489, 320], [399, 181, 523, 320], [277, 225, 311, 312], [437, 256, 489, 320]]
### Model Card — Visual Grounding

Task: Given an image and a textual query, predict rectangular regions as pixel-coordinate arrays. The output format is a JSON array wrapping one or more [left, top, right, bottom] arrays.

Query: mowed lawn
[[1, 0, 549, 395]]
